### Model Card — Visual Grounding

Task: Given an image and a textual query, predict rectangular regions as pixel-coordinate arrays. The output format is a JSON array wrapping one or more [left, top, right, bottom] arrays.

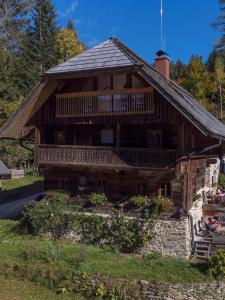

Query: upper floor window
[[101, 129, 113, 144], [147, 130, 162, 148], [54, 131, 65, 145]]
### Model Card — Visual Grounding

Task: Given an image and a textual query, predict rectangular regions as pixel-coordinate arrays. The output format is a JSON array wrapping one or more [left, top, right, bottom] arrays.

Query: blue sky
[[53, 0, 221, 64]]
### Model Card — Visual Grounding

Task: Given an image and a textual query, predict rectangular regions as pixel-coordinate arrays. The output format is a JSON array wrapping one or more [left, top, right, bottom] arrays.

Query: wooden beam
[[116, 123, 120, 148]]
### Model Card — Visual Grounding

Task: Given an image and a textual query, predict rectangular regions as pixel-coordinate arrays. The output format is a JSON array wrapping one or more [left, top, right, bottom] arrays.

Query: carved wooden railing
[[38, 145, 178, 168], [56, 87, 154, 117]]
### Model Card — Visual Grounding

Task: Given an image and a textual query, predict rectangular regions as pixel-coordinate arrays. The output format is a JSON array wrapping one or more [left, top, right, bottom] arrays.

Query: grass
[[2, 175, 43, 191], [1, 175, 44, 203], [0, 276, 81, 300], [0, 220, 210, 285]]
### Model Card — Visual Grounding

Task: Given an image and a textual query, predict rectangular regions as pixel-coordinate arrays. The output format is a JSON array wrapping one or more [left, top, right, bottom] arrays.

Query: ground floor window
[[158, 183, 171, 198], [136, 182, 146, 195]]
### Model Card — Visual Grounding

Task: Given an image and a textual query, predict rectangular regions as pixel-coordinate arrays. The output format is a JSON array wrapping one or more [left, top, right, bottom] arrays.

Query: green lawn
[[0, 220, 210, 285], [0, 276, 81, 300], [2, 175, 43, 191], [1, 175, 44, 203]]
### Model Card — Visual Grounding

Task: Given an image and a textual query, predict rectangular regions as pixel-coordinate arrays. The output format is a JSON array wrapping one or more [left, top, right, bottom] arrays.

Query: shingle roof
[[46, 39, 141, 75], [0, 37, 225, 140], [111, 38, 225, 139], [0, 160, 10, 176]]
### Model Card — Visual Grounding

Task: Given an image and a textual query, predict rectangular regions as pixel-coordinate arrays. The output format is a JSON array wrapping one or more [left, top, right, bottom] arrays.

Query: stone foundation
[[146, 218, 192, 259]]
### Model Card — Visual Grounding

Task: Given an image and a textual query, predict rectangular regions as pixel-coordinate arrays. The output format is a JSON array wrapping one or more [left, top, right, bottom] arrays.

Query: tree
[[67, 19, 75, 31], [0, 0, 30, 48], [27, 0, 58, 78], [56, 27, 85, 63], [170, 59, 186, 81], [177, 55, 215, 112], [212, 0, 225, 50], [214, 56, 225, 120]]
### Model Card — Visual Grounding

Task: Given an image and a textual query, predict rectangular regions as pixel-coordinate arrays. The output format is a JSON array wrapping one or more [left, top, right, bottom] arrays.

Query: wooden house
[[1, 38, 225, 212]]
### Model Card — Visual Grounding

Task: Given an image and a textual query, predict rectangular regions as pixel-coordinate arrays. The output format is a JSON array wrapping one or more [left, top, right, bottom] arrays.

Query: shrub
[[219, 173, 225, 189], [19, 191, 75, 239], [88, 192, 107, 206], [129, 195, 149, 207], [107, 209, 158, 253], [76, 213, 105, 245], [209, 249, 225, 280], [155, 196, 173, 211]]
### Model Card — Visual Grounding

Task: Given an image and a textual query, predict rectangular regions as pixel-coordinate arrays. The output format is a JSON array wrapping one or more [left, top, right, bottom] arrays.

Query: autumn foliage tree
[[176, 55, 215, 112], [56, 25, 85, 63]]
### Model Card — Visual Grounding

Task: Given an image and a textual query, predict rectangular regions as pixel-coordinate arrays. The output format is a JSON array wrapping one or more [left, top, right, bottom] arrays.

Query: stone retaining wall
[[139, 280, 225, 300], [146, 218, 192, 259]]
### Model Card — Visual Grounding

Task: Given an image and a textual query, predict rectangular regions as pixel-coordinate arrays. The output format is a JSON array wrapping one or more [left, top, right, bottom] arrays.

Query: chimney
[[155, 50, 171, 80]]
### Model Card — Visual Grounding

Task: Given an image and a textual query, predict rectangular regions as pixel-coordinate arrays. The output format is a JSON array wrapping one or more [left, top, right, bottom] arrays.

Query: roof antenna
[[160, 0, 163, 50]]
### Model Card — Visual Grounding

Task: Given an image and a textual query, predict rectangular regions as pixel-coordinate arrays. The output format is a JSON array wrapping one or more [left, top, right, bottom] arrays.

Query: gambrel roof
[[0, 37, 225, 140]]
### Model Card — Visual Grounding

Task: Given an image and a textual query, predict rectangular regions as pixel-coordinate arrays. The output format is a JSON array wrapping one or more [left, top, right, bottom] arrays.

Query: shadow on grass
[[0, 181, 44, 204], [191, 261, 210, 275]]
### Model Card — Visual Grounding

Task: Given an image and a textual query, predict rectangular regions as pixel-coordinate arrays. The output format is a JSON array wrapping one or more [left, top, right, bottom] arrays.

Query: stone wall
[[205, 158, 220, 189], [139, 280, 225, 300], [146, 218, 192, 259], [189, 198, 203, 226]]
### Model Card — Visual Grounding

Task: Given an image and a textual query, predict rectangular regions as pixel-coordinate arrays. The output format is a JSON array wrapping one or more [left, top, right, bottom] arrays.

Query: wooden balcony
[[38, 145, 179, 169], [56, 87, 154, 118]]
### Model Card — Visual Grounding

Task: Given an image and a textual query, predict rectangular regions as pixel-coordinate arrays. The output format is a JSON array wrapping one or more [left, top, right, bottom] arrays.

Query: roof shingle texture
[[46, 39, 138, 74], [1, 37, 225, 140]]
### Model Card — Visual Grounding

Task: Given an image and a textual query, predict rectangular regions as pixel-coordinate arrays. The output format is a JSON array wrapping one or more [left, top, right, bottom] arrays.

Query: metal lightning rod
[[160, 0, 163, 50]]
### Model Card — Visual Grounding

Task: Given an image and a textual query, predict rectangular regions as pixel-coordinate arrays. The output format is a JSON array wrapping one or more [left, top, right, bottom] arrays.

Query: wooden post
[[116, 123, 120, 148]]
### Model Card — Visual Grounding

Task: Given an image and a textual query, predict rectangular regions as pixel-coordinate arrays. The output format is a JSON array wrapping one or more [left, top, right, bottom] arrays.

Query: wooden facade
[[1, 38, 224, 212], [23, 71, 218, 211]]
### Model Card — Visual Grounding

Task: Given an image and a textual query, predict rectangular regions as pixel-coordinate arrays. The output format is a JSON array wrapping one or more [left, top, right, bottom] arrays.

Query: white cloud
[[60, 0, 79, 17]]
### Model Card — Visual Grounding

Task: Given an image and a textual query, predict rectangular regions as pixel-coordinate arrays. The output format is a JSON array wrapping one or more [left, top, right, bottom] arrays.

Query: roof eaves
[[43, 65, 141, 80]]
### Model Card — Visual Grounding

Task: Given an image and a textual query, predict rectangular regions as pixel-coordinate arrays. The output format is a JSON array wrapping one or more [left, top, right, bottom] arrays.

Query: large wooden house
[[1, 38, 225, 212]]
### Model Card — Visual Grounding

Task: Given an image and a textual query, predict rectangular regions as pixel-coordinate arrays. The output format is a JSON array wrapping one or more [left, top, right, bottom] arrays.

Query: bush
[[76, 213, 105, 245], [219, 173, 225, 189], [19, 191, 76, 239], [155, 196, 173, 211], [107, 209, 158, 253], [19, 192, 159, 253], [129, 195, 149, 207], [88, 193, 107, 206], [209, 249, 225, 279]]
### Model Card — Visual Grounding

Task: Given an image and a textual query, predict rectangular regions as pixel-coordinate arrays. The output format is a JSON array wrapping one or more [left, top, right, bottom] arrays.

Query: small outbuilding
[[0, 160, 11, 179]]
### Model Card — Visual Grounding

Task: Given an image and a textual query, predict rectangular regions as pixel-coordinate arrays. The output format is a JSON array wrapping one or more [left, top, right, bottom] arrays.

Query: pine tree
[[67, 19, 75, 32], [212, 0, 225, 49], [0, 0, 30, 49], [170, 60, 186, 81], [214, 57, 225, 120], [28, 0, 58, 77]]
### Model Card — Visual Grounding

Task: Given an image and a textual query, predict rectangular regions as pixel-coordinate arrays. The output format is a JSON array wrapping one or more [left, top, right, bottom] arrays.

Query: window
[[147, 130, 162, 148], [54, 131, 65, 145], [136, 182, 146, 195], [201, 178, 205, 189], [159, 183, 171, 198], [101, 129, 113, 144]]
